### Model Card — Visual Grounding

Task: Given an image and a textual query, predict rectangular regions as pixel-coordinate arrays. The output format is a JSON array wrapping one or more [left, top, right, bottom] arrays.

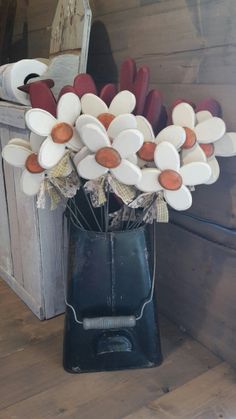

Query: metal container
[[63, 221, 162, 373]]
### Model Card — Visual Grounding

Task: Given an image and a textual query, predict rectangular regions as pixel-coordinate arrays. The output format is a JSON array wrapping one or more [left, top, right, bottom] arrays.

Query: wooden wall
[[0, 0, 57, 64], [90, 0, 236, 130]]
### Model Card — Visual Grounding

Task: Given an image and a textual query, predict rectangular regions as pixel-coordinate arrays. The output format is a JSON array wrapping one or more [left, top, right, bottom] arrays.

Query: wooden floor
[[0, 279, 236, 419]]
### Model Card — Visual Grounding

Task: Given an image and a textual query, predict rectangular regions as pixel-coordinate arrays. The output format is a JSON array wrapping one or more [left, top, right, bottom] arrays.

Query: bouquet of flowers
[[2, 58, 236, 232]]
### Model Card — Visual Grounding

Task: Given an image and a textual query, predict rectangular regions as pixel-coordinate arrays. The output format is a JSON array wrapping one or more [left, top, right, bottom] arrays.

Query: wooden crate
[[156, 222, 236, 367], [0, 101, 65, 319]]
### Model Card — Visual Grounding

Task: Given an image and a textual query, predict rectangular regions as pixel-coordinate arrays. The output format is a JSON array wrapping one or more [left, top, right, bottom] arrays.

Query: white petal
[[196, 110, 213, 123], [109, 91, 136, 116], [127, 154, 138, 165], [205, 157, 220, 184], [66, 128, 83, 151], [8, 138, 31, 150], [81, 123, 110, 152], [195, 117, 226, 144], [57, 92, 81, 125], [136, 116, 155, 141], [38, 137, 66, 169], [136, 168, 162, 192], [73, 147, 91, 166], [111, 159, 142, 185], [81, 93, 108, 117], [180, 162, 211, 186], [108, 114, 137, 139], [112, 129, 143, 158], [172, 103, 196, 129], [77, 155, 108, 180], [214, 132, 236, 157], [164, 185, 192, 211], [30, 132, 45, 153], [154, 142, 180, 172], [76, 114, 106, 136], [2, 144, 31, 167], [181, 143, 207, 165], [25, 109, 57, 136], [20, 169, 44, 196], [155, 125, 186, 149]]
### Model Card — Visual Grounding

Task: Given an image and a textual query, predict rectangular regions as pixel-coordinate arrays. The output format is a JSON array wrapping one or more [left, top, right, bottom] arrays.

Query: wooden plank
[[0, 267, 43, 319], [0, 102, 27, 129], [156, 222, 236, 368], [0, 135, 13, 276], [91, 0, 139, 16], [0, 126, 23, 287], [13, 0, 57, 36], [26, 28, 52, 60], [37, 203, 65, 319], [0, 311, 220, 418], [8, 127, 43, 312], [50, 0, 85, 56], [123, 363, 236, 419], [92, 0, 236, 54], [0, 279, 63, 359]]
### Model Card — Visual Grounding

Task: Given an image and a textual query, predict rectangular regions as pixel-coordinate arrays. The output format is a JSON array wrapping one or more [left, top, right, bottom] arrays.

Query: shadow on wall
[[0, 0, 28, 64], [87, 20, 118, 91]]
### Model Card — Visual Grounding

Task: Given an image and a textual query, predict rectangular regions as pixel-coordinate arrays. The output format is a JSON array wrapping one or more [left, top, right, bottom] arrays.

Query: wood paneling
[[91, 0, 236, 128], [156, 222, 236, 368], [0, 279, 223, 419]]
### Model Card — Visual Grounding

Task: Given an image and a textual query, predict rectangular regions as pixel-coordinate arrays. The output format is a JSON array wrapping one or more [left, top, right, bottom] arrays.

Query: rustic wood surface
[[90, 0, 236, 130], [0, 103, 65, 319], [156, 222, 236, 369], [2, 278, 235, 419]]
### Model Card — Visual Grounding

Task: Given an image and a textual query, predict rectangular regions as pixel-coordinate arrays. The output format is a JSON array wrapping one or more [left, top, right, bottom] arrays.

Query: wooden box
[[157, 221, 236, 367], [0, 102, 65, 319]]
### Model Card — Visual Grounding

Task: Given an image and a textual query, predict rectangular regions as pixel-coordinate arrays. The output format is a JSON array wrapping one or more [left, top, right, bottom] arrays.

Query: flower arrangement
[[2, 58, 236, 232]]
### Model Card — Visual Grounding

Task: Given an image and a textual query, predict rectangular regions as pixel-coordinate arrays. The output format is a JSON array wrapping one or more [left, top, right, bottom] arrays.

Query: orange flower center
[[182, 127, 197, 149], [138, 142, 156, 161], [158, 169, 182, 191], [51, 122, 73, 144], [95, 147, 121, 169], [25, 153, 44, 174], [97, 113, 115, 130], [199, 143, 215, 158]]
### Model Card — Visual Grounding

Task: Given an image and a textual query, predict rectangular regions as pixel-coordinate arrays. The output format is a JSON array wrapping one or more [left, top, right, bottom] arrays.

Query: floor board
[[0, 279, 235, 419]]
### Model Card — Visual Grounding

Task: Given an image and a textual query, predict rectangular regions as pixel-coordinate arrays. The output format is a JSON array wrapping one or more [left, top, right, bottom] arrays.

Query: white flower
[[2, 133, 46, 196], [25, 93, 82, 169], [172, 102, 228, 184], [77, 123, 144, 185], [75, 92, 139, 167], [136, 115, 186, 168], [136, 141, 212, 211]]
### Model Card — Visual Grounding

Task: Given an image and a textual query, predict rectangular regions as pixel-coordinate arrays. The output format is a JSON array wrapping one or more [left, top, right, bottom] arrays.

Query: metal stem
[[69, 155, 103, 232]]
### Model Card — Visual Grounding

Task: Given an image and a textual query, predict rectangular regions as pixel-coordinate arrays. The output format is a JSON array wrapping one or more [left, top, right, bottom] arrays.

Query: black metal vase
[[63, 219, 162, 373]]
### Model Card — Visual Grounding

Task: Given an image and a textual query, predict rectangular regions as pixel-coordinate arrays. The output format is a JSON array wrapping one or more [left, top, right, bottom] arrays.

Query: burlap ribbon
[[37, 151, 81, 210]]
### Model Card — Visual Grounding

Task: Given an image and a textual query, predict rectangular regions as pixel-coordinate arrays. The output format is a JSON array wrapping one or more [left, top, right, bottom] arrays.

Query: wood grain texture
[[1, 126, 24, 287], [123, 363, 236, 419], [156, 222, 236, 368], [0, 133, 13, 276], [0, 279, 222, 419], [50, 0, 85, 55], [90, 0, 236, 130], [0, 103, 66, 319]]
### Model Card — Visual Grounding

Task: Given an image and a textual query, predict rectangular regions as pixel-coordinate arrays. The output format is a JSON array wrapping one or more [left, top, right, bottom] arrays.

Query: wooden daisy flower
[[172, 102, 227, 184], [136, 141, 212, 211], [136, 115, 186, 168], [25, 93, 83, 169], [77, 124, 144, 185], [2, 133, 46, 196]]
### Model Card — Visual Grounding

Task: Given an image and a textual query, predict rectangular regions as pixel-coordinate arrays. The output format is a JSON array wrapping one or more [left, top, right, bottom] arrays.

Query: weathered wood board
[[0, 102, 65, 319], [156, 222, 236, 367]]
